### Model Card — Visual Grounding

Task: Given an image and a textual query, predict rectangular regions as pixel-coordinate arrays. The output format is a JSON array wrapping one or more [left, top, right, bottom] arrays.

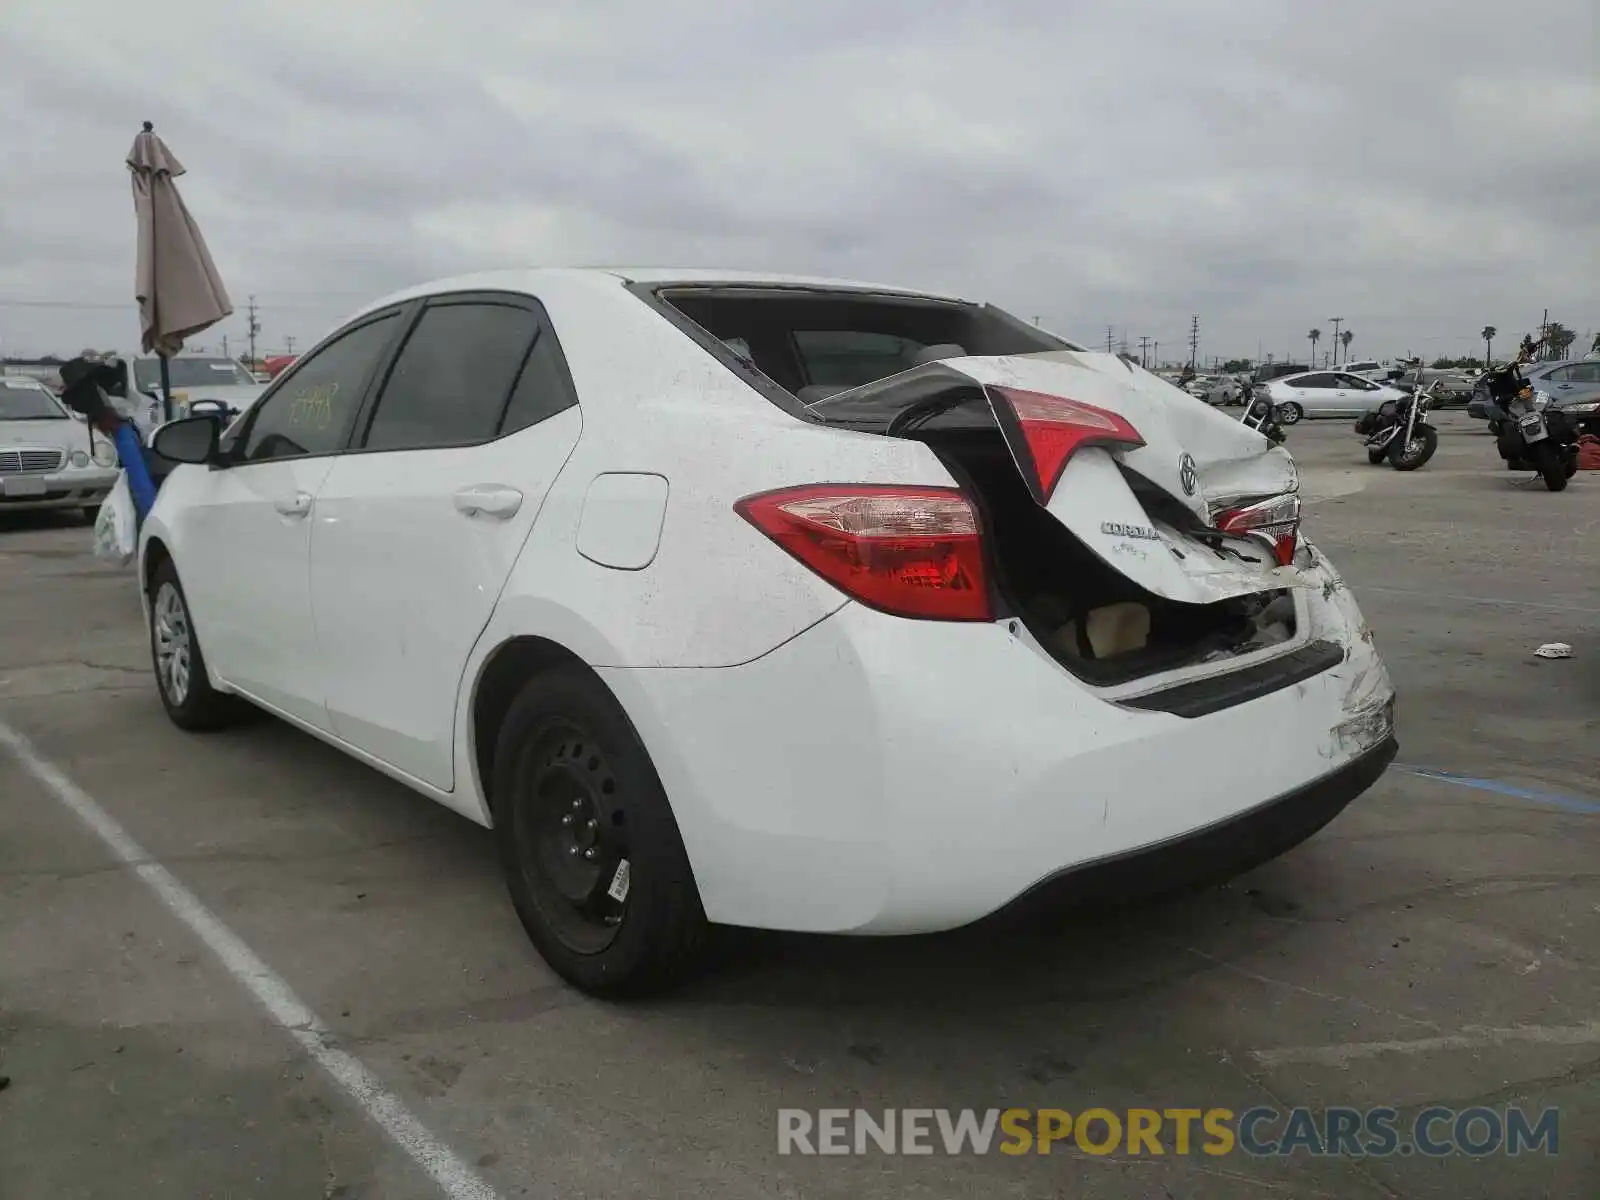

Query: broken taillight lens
[[735, 484, 992, 621], [1213, 494, 1302, 567], [987, 386, 1146, 502]]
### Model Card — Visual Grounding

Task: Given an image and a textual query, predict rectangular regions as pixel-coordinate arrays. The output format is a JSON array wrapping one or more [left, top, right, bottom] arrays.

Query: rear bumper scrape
[[985, 734, 1398, 924]]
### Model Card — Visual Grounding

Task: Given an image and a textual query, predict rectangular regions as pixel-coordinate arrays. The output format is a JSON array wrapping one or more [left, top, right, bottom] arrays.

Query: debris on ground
[[1535, 643, 1573, 659]]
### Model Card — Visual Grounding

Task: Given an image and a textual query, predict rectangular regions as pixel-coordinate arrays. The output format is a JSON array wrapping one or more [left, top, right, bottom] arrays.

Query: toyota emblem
[[1178, 453, 1199, 497]]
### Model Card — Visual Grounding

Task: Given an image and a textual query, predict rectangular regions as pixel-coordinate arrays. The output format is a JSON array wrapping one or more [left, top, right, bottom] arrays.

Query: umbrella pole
[[159, 352, 172, 423]]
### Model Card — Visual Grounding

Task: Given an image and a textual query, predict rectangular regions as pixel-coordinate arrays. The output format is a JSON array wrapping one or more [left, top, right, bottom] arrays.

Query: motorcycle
[[1239, 386, 1287, 443], [1353, 375, 1441, 470], [1485, 335, 1580, 492]]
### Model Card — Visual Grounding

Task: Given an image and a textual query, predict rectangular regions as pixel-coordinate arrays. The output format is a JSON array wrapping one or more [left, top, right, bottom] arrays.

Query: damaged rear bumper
[[986, 732, 1397, 923]]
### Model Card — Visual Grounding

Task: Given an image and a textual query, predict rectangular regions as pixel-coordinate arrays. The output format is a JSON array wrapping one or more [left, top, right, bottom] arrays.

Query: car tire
[[1534, 444, 1569, 492], [147, 559, 243, 731], [491, 665, 705, 998], [1275, 402, 1303, 425]]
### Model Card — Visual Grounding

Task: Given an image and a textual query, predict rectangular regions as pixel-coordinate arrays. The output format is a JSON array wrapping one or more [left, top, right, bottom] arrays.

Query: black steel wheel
[[493, 665, 704, 996]]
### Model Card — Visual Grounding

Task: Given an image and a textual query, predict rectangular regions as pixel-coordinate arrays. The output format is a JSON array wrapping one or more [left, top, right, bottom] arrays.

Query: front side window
[[1568, 362, 1600, 384], [1293, 373, 1338, 389], [362, 303, 540, 452], [238, 315, 397, 463], [793, 331, 925, 389]]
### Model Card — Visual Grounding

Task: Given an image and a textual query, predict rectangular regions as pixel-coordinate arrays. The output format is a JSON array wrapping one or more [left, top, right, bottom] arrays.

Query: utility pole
[[246, 295, 261, 367], [285, 336, 296, 356], [1105, 325, 1115, 354], [1539, 307, 1550, 359], [1032, 315, 1040, 327], [1188, 314, 1200, 372], [222, 334, 229, 359], [1328, 316, 1344, 365], [1138, 336, 1151, 368], [1153, 341, 1159, 368]]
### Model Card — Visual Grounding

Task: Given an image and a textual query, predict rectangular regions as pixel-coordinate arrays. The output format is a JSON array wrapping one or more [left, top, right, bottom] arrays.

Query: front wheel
[[1277, 402, 1304, 425], [1389, 425, 1438, 470], [1366, 446, 1388, 465], [147, 560, 244, 730], [492, 665, 706, 997], [1534, 443, 1569, 492]]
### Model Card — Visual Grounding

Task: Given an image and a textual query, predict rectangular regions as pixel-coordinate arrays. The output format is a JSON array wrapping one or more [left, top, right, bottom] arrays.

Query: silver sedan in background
[[1259, 370, 1408, 424]]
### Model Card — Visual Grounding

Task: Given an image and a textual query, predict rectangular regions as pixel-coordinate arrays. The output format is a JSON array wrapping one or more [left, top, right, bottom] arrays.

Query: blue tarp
[[113, 422, 158, 519]]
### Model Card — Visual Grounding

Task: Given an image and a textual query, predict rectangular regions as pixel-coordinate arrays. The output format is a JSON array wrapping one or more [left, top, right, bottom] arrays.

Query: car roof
[[349, 267, 970, 323]]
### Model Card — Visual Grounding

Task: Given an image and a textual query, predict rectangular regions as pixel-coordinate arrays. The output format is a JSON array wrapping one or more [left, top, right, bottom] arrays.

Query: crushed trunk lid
[[804, 349, 1309, 606]]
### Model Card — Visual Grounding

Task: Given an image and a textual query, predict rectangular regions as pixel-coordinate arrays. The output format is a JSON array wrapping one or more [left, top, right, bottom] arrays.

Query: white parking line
[[0, 719, 501, 1200], [1250, 1020, 1600, 1069]]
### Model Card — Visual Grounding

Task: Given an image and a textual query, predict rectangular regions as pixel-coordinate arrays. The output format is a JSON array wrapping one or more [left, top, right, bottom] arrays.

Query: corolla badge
[[1178, 452, 1199, 496]]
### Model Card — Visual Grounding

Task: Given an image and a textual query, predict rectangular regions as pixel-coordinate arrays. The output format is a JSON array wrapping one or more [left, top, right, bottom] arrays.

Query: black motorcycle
[[1485, 336, 1580, 492], [1353, 377, 1441, 470]]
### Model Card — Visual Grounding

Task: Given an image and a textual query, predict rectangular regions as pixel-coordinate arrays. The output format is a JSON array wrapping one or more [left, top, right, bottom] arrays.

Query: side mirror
[[151, 415, 222, 465]]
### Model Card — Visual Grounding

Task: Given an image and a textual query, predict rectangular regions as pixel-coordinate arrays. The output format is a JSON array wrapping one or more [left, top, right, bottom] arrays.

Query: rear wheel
[[148, 559, 243, 730], [1366, 447, 1388, 465], [1277, 402, 1303, 425], [492, 665, 705, 997], [1534, 443, 1569, 492], [1388, 425, 1438, 470]]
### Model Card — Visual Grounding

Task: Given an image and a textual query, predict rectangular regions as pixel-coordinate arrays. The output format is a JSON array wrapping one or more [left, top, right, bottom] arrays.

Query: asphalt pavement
[[2, 411, 1597, 1199]]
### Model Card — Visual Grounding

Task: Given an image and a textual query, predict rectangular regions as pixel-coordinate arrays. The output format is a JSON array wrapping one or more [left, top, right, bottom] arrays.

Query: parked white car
[[0, 377, 119, 521], [137, 268, 1397, 995], [1260, 370, 1408, 423]]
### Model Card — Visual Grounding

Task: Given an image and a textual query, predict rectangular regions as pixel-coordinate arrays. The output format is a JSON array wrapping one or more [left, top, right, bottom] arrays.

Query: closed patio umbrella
[[128, 121, 233, 421]]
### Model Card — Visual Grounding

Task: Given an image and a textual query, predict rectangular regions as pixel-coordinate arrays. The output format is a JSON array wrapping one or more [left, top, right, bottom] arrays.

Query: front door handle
[[275, 491, 313, 518], [453, 484, 523, 520]]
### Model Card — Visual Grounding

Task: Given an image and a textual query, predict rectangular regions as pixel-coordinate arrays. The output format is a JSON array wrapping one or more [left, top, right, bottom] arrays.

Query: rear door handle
[[274, 491, 313, 518], [453, 484, 523, 520]]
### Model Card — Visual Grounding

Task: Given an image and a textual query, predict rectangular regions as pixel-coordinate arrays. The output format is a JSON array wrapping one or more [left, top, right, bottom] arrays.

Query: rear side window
[[362, 303, 539, 451], [500, 328, 579, 435], [793, 331, 924, 389], [240, 314, 397, 462]]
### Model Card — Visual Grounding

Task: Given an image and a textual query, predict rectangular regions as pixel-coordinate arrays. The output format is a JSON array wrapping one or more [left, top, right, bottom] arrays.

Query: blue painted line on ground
[[1397, 764, 1600, 815]]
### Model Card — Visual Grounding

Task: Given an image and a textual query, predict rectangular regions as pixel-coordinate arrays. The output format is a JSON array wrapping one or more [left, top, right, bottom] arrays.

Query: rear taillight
[[1213, 494, 1302, 567], [735, 484, 992, 621], [987, 386, 1146, 502]]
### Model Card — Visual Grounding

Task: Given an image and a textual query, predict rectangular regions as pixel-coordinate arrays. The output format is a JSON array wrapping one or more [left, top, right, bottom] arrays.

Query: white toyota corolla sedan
[[138, 269, 1396, 995]]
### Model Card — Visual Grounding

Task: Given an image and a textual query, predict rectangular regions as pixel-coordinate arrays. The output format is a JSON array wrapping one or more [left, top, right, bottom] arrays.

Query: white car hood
[[0, 419, 84, 450]]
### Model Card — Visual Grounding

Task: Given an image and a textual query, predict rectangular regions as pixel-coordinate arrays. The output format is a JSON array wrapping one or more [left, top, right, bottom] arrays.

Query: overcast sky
[[1, 0, 1595, 366]]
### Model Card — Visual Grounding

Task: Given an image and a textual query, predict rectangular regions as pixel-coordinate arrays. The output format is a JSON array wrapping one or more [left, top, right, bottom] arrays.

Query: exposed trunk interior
[[923, 424, 1296, 687]]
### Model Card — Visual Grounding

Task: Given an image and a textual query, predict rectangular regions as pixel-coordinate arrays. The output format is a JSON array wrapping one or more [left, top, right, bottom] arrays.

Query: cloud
[[1, 0, 1595, 363]]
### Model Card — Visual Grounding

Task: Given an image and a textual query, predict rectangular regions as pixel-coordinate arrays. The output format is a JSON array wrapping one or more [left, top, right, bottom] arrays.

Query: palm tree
[[1308, 328, 1321, 366], [1545, 322, 1576, 360], [1481, 325, 1496, 366], [1340, 329, 1354, 360]]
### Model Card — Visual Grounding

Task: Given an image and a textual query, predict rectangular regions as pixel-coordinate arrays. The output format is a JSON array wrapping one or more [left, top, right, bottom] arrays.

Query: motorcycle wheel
[[1389, 425, 1438, 471], [1366, 447, 1388, 465], [1277, 402, 1303, 425], [1534, 443, 1569, 492]]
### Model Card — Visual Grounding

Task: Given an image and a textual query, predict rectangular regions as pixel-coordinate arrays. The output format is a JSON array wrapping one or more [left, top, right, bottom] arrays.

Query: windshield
[[0, 381, 68, 419], [134, 357, 256, 390]]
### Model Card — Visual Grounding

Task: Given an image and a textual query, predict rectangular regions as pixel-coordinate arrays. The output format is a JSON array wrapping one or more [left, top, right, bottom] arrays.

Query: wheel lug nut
[[583, 848, 597, 861], [587, 818, 597, 830], [568, 846, 580, 857], [560, 814, 573, 827], [571, 799, 582, 810]]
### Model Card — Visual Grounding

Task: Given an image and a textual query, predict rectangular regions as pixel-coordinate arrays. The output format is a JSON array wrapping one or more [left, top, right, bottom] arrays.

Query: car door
[[175, 310, 403, 728], [1287, 372, 1338, 416], [1335, 373, 1384, 416], [308, 293, 583, 790]]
